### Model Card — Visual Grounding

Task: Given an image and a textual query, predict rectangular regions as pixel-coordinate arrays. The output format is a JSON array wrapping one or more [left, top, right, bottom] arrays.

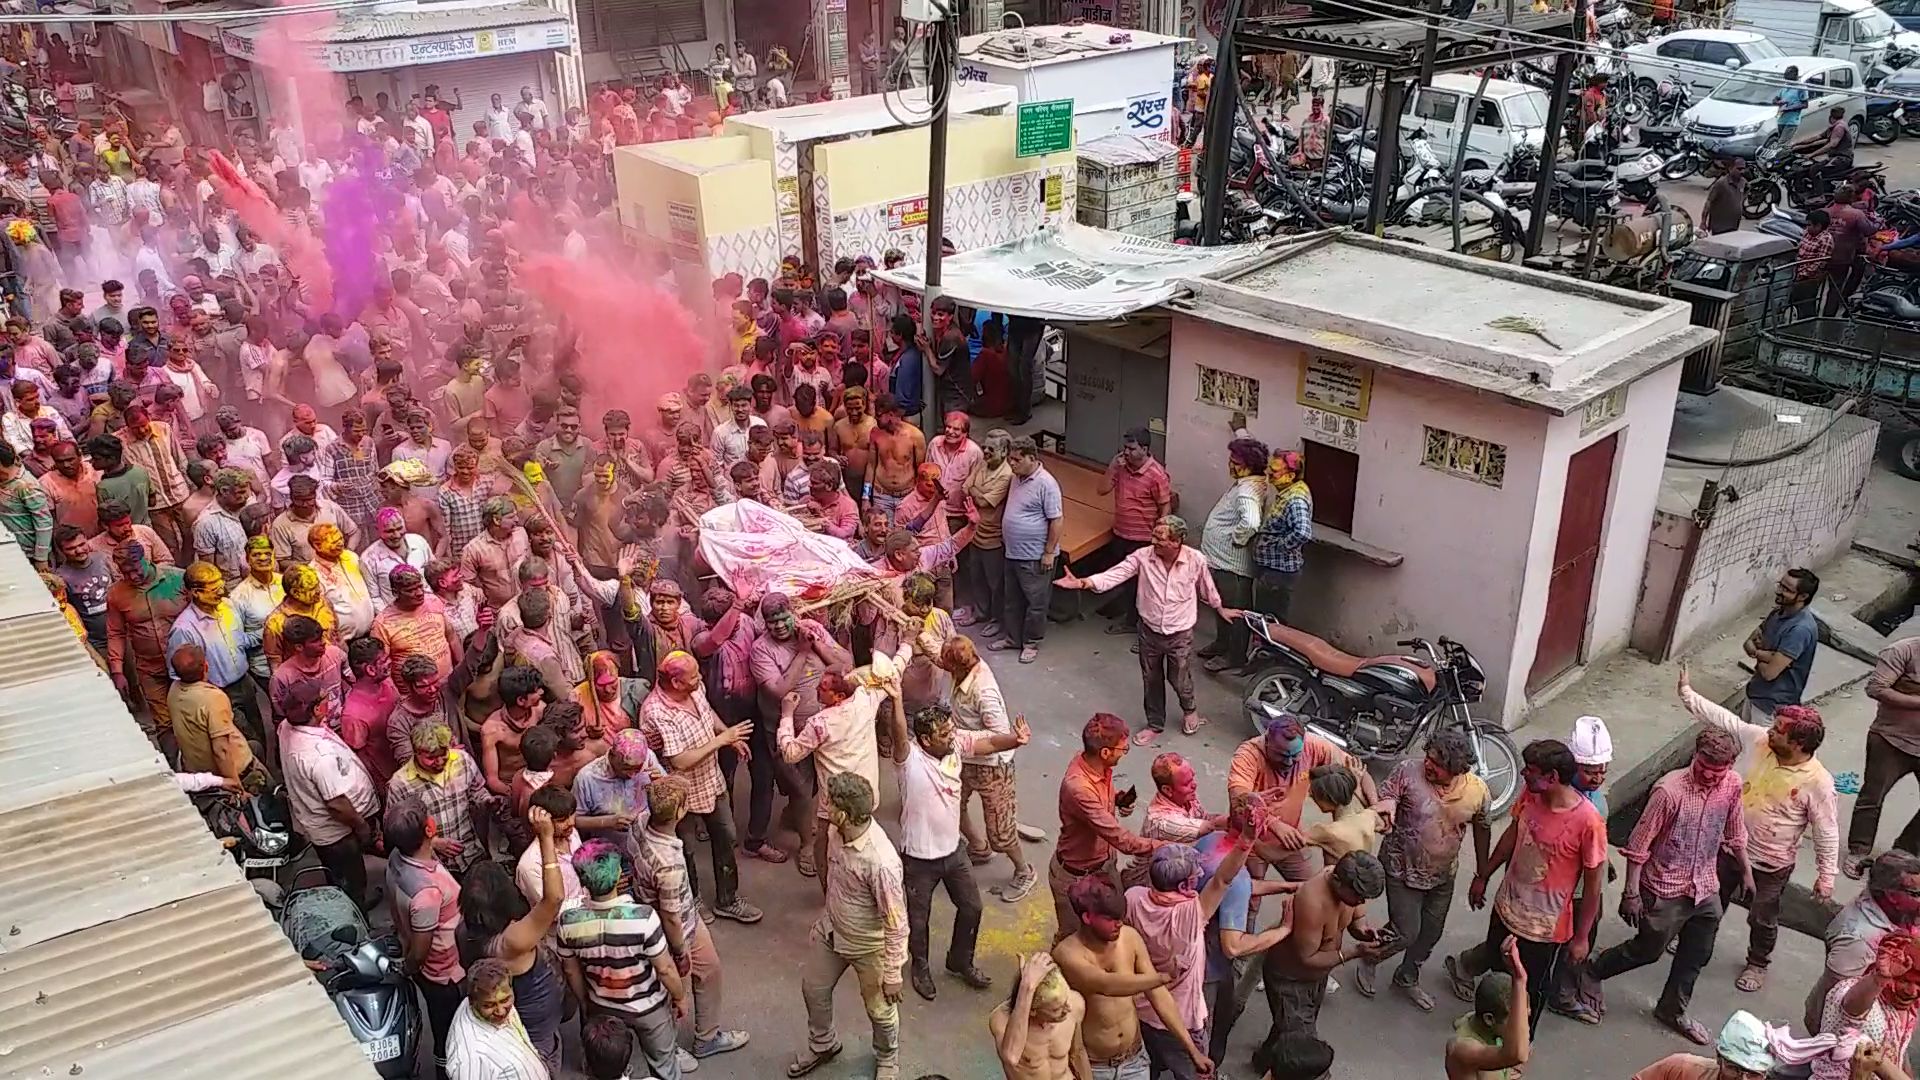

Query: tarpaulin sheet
[[869, 222, 1276, 321], [697, 500, 886, 602]]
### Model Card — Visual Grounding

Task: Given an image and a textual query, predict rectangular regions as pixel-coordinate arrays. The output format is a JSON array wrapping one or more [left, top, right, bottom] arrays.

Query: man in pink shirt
[[1585, 727, 1750, 1045], [1095, 428, 1173, 632], [1057, 514, 1243, 743], [805, 459, 860, 539], [1125, 839, 1254, 1076], [1677, 661, 1838, 992], [927, 413, 982, 610]]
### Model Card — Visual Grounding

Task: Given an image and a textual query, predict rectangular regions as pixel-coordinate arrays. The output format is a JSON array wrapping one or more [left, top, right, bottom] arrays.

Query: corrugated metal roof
[[0, 535, 379, 1080], [224, 2, 568, 45]]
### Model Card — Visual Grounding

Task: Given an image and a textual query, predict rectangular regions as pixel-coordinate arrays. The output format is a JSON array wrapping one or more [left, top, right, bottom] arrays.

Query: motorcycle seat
[[1561, 159, 1613, 181], [1560, 176, 1616, 196], [1261, 620, 1438, 691], [1862, 289, 1920, 321]]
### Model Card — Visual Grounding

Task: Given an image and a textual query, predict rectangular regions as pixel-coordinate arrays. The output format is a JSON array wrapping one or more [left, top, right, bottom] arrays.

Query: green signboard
[[1016, 99, 1074, 158]]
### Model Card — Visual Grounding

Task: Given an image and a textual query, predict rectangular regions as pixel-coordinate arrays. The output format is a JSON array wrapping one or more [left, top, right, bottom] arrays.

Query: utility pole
[[1197, 0, 1248, 245], [910, 0, 956, 435]]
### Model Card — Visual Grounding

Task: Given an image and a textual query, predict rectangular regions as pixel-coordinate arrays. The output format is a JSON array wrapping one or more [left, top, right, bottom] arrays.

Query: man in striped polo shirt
[[558, 839, 690, 1080]]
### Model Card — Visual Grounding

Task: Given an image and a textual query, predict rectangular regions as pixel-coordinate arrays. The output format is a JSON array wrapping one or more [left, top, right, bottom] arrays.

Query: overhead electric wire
[[1301, 0, 1920, 106]]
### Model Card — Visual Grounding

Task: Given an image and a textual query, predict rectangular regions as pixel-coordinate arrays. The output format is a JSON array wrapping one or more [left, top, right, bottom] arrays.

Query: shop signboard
[[1015, 99, 1074, 157]]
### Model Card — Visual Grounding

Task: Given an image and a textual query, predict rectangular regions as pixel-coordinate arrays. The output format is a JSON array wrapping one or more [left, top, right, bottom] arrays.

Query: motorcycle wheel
[[1242, 662, 1326, 734], [1470, 721, 1523, 819], [1867, 114, 1901, 146], [1743, 178, 1782, 220], [1659, 151, 1700, 181]]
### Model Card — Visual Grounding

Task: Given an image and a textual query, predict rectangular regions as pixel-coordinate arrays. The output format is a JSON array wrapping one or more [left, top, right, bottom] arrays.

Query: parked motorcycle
[[198, 784, 310, 900], [1864, 97, 1905, 146], [1239, 613, 1522, 817], [1743, 147, 1890, 219], [283, 875, 422, 1075]]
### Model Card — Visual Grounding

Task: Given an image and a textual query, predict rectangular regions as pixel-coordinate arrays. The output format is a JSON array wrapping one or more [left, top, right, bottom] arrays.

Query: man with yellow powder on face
[[168, 559, 266, 748], [310, 521, 375, 637]]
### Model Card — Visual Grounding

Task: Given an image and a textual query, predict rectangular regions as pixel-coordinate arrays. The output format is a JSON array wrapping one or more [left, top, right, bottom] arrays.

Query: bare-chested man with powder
[[864, 391, 924, 521], [830, 386, 877, 504], [991, 952, 1091, 1080], [1052, 875, 1212, 1080]]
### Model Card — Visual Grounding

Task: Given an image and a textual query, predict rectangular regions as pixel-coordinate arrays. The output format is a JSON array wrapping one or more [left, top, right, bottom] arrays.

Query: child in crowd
[[1304, 762, 1382, 864]]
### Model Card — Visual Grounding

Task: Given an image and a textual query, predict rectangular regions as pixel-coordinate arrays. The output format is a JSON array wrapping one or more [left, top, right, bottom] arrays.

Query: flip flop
[[742, 842, 790, 864], [1354, 961, 1377, 998], [1844, 853, 1872, 880], [1735, 964, 1766, 993], [1181, 713, 1208, 736], [787, 1044, 843, 1078], [1444, 955, 1475, 1003], [1398, 981, 1436, 1012], [1656, 1011, 1712, 1046], [1132, 728, 1162, 746]]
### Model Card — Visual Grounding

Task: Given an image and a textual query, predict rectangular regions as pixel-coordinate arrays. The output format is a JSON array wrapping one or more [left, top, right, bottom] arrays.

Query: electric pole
[[918, 5, 954, 436]]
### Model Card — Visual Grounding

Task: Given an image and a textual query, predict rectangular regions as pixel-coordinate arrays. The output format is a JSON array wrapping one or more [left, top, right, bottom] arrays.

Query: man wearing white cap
[[1629, 1010, 1778, 1079], [1548, 715, 1616, 1024]]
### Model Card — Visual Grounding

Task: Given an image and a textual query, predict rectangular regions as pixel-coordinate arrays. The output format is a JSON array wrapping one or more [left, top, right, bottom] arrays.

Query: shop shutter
[[409, 54, 552, 142], [583, 0, 707, 67]]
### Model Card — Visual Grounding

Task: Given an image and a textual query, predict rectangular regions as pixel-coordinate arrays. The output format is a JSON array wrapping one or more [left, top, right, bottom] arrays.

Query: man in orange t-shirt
[[1228, 714, 1374, 881]]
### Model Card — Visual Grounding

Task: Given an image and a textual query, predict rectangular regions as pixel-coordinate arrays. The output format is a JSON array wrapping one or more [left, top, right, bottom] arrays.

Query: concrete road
[[681, 613, 1836, 1080]]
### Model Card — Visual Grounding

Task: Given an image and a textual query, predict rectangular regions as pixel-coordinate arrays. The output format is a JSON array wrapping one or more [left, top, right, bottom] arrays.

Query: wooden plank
[[1041, 452, 1115, 564]]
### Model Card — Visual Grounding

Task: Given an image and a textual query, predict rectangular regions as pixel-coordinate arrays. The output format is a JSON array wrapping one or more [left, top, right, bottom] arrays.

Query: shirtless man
[[480, 664, 547, 795], [865, 392, 925, 522], [992, 953, 1091, 1080], [830, 386, 877, 504], [1053, 875, 1212, 1080], [378, 464, 446, 551], [1260, 850, 1390, 1057], [1443, 937, 1530, 1080]]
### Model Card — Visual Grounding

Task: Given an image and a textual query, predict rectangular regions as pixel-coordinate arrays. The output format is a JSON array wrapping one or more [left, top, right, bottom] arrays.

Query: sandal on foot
[[1181, 713, 1207, 736], [1735, 964, 1766, 993], [1844, 853, 1872, 880], [1397, 980, 1436, 1012], [1132, 727, 1162, 746], [787, 1044, 843, 1078], [987, 638, 1020, 653], [1202, 656, 1236, 673], [1444, 955, 1475, 1003], [1019, 645, 1039, 664], [796, 850, 818, 878], [742, 842, 790, 864], [1354, 961, 1377, 998], [1656, 1011, 1712, 1046]]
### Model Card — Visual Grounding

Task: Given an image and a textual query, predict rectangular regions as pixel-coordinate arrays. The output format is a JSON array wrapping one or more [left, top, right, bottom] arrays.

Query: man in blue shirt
[[1196, 797, 1296, 1062], [887, 313, 924, 417], [1773, 69, 1809, 142], [1743, 567, 1819, 722], [990, 436, 1062, 665]]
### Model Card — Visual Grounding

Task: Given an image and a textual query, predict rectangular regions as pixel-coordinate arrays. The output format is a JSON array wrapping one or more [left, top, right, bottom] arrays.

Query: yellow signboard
[[1296, 351, 1373, 420]]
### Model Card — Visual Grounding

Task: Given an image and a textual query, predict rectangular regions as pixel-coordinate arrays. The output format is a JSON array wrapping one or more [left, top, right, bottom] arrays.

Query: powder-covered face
[[1163, 760, 1197, 803], [473, 981, 515, 1025]]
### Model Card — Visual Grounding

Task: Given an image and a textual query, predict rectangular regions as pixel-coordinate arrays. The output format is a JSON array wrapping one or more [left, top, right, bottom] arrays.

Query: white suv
[[1625, 29, 1786, 102]]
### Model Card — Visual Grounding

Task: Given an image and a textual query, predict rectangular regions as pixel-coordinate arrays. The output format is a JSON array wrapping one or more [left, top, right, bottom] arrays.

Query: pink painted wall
[[1165, 316, 1687, 727], [1166, 317, 1549, 725]]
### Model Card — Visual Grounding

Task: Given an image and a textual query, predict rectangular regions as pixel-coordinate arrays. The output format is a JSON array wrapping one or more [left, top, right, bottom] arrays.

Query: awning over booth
[[870, 223, 1282, 321]]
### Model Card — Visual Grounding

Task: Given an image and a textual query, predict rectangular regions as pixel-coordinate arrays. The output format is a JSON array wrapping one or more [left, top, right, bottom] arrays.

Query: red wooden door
[[1528, 433, 1619, 692]]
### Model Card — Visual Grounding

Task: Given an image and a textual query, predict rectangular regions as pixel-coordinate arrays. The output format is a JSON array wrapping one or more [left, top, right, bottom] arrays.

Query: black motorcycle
[[199, 784, 311, 899], [1239, 613, 1522, 817], [1744, 147, 1890, 219]]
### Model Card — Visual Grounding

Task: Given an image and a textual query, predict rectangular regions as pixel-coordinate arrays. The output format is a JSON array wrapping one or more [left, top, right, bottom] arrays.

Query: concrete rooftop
[[957, 23, 1190, 66], [1178, 232, 1715, 407]]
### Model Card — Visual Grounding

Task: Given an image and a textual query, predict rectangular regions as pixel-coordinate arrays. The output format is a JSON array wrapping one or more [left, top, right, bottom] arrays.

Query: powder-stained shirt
[[388, 749, 491, 876], [964, 460, 1013, 549], [460, 526, 531, 608], [639, 689, 727, 814], [949, 660, 1013, 767], [1058, 752, 1160, 873], [1681, 685, 1838, 892], [387, 851, 465, 985], [373, 597, 456, 682], [779, 683, 887, 819], [1002, 466, 1063, 562], [1812, 977, 1920, 1080], [631, 826, 699, 956], [1493, 789, 1607, 944], [1378, 758, 1490, 890], [1124, 792, 1218, 889], [1199, 476, 1264, 578], [928, 437, 982, 514], [280, 722, 380, 847], [118, 422, 191, 508], [1126, 885, 1207, 1032], [556, 894, 670, 1015], [1107, 457, 1172, 543], [1624, 766, 1747, 904], [1081, 544, 1221, 636], [1227, 734, 1354, 829], [818, 824, 908, 979]]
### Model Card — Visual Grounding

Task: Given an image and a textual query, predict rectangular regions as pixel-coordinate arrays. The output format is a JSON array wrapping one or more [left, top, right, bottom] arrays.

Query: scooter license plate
[[361, 1035, 401, 1062], [242, 856, 286, 869]]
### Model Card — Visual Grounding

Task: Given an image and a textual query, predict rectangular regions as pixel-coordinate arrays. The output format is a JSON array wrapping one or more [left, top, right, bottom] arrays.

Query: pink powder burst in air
[[206, 150, 334, 312], [516, 253, 713, 421]]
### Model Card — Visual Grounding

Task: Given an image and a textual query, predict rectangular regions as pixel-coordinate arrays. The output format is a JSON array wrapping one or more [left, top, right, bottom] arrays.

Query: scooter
[[198, 784, 311, 902], [282, 874, 422, 1076], [1239, 613, 1522, 817]]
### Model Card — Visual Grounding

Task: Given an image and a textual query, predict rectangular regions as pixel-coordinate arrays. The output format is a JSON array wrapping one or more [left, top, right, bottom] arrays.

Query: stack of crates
[[1076, 134, 1180, 242]]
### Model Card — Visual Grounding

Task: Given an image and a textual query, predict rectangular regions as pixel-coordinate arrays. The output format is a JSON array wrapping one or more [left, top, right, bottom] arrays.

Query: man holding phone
[[1050, 712, 1170, 943]]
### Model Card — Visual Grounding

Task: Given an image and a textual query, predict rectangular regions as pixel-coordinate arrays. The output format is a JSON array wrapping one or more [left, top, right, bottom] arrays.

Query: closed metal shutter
[[581, 0, 707, 56], [404, 54, 553, 142]]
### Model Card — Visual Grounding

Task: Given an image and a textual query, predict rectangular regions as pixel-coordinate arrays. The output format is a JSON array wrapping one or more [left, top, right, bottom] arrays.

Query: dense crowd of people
[[7, 26, 1920, 1080]]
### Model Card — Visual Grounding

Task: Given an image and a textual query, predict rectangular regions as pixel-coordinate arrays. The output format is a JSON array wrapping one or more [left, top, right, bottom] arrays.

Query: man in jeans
[[1852, 637, 1920, 878], [1198, 436, 1267, 674], [1742, 567, 1819, 722], [990, 435, 1061, 666], [885, 699, 1031, 1000], [1253, 449, 1311, 623], [1093, 428, 1172, 634], [384, 796, 466, 1078], [559, 838, 690, 1080], [1057, 514, 1243, 744], [638, 650, 762, 923], [1584, 728, 1750, 1045]]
